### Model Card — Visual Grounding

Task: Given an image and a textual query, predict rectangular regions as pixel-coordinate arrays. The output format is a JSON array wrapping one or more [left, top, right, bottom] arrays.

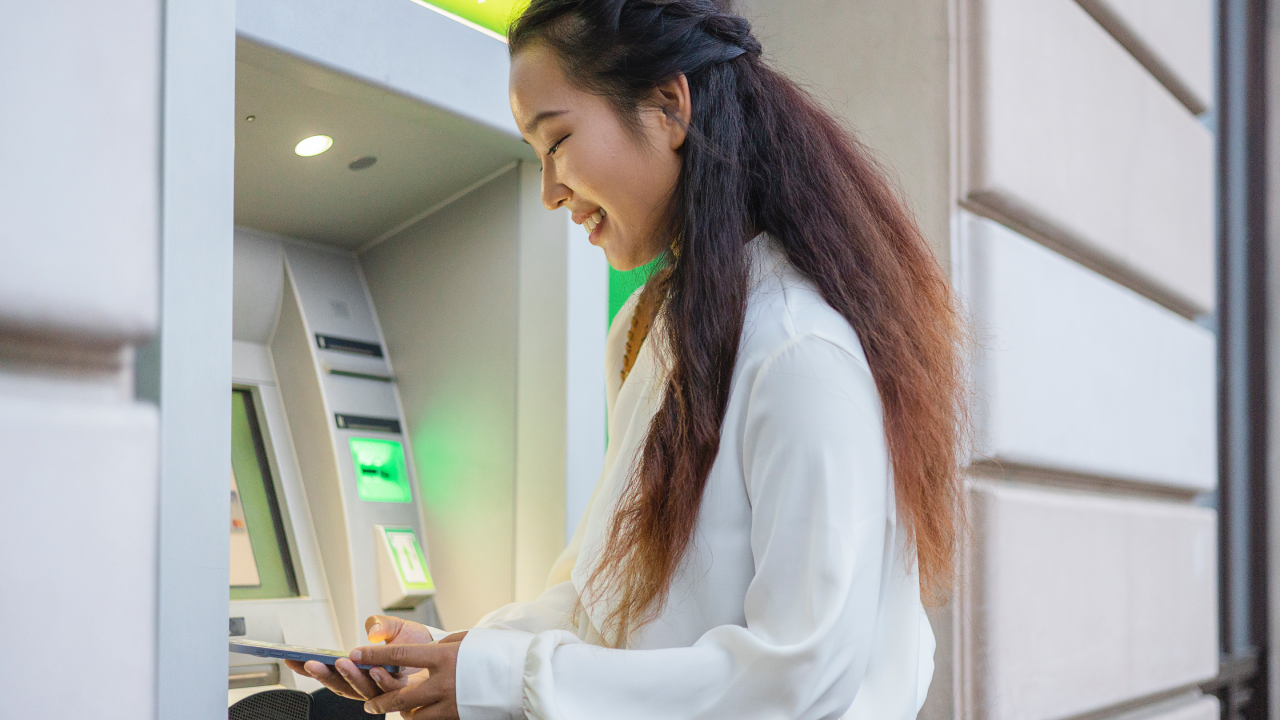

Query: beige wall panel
[[0, 3, 160, 341], [1076, 0, 1214, 113], [514, 162, 569, 602], [0, 398, 158, 720], [966, 0, 1215, 313], [361, 169, 520, 630], [963, 214, 1216, 491], [969, 483, 1218, 720], [736, 0, 953, 260]]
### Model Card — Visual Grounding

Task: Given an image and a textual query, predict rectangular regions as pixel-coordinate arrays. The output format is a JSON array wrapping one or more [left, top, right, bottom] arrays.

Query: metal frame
[[1207, 1, 1270, 718]]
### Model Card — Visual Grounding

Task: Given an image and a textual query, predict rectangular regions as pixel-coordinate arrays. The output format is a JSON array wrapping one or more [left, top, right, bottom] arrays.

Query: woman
[[287, 1, 967, 718]]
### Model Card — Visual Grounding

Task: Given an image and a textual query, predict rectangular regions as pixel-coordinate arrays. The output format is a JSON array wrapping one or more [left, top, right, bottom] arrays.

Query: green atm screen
[[350, 438, 412, 503]]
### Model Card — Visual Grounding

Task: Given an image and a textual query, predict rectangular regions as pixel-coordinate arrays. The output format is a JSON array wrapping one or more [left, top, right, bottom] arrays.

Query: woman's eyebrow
[[523, 109, 569, 135]]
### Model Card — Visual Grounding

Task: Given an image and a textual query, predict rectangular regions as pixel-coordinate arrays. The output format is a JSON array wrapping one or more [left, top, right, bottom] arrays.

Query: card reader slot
[[315, 334, 384, 358], [334, 414, 401, 434]]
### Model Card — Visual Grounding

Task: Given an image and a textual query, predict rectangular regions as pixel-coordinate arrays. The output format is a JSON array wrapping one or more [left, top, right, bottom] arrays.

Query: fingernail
[[364, 702, 376, 714], [368, 623, 382, 637], [349, 649, 362, 662]]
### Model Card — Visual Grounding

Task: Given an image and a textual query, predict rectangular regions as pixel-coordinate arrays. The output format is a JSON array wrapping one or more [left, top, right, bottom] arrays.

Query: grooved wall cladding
[[0, 399, 159, 719], [963, 215, 1216, 490], [1076, 0, 1214, 112], [0, 2, 160, 340], [969, 483, 1218, 720], [965, 0, 1214, 313]]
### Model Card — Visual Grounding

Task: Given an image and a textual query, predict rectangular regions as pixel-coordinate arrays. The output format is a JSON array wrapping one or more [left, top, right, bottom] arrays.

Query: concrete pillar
[[0, 3, 163, 718]]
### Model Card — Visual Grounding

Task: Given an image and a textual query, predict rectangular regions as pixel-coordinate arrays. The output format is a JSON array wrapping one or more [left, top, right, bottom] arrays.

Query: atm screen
[[230, 388, 299, 599]]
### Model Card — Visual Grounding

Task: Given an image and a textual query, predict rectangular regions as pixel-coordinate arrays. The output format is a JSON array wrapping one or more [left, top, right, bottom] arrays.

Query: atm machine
[[228, 229, 439, 707]]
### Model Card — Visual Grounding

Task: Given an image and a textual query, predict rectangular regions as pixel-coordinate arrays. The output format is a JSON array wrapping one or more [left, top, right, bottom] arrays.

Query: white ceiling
[[234, 39, 532, 250]]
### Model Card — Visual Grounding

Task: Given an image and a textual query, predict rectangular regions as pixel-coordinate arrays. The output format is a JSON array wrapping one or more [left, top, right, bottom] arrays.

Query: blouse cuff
[[456, 627, 535, 720]]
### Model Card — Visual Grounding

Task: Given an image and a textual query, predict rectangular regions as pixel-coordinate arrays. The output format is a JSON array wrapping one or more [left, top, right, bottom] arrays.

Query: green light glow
[[608, 256, 665, 327], [351, 438, 413, 503], [415, 0, 529, 37]]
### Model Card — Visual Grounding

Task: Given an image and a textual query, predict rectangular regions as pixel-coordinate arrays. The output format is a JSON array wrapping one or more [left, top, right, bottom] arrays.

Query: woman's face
[[509, 44, 689, 271]]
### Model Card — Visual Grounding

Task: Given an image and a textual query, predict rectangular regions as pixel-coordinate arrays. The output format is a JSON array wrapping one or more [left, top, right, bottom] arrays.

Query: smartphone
[[229, 638, 401, 673]]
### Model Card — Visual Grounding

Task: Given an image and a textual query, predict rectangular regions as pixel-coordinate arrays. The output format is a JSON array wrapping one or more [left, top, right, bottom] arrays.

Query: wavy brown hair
[[511, 0, 968, 646]]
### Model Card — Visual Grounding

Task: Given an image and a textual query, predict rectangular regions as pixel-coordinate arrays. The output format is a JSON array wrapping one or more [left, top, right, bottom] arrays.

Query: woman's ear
[[654, 74, 692, 151]]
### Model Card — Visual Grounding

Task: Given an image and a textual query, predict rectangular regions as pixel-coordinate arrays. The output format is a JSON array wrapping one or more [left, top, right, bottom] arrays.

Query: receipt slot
[[375, 525, 436, 610]]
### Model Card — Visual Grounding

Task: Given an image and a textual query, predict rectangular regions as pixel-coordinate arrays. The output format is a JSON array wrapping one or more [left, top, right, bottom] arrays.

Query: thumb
[[365, 615, 408, 644]]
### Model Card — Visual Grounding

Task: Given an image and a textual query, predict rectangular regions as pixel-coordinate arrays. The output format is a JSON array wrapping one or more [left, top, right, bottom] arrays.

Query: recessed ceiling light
[[295, 135, 333, 157], [349, 156, 377, 170]]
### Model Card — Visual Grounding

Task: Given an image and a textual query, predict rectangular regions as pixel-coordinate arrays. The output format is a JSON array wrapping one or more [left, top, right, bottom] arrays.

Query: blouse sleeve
[[454, 334, 895, 720]]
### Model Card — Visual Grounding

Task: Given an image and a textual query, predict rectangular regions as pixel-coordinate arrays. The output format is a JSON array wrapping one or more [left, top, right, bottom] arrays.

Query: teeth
[[584, 209, 604, 233]]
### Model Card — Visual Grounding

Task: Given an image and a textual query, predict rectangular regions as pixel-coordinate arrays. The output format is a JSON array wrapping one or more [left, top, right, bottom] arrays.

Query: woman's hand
[[282, 615, 442, 701], [352, 634, 465, 720]]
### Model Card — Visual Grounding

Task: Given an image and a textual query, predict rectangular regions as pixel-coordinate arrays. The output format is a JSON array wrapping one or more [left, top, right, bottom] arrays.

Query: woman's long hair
[[511, 0, 968, 646]]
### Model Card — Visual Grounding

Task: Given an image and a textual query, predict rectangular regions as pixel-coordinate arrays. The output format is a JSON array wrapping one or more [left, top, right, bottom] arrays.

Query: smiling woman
[[288, 2, 969, 719]]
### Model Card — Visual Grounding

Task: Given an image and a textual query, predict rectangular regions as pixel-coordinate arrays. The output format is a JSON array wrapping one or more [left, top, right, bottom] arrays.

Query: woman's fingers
[[333, 658, 381, 699], [362, 678, 448, 715], [350, 643, 449, 671], [291, 660, 362, 700], [357, 643, 459, 718], [369, 665, 414, 693]]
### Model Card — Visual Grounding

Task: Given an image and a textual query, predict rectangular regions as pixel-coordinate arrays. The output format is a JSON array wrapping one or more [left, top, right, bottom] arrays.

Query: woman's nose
[[542, 165, 570, 211]]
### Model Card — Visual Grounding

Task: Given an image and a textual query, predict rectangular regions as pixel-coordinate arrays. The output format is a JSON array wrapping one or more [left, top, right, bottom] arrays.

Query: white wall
[[0, 3, 164, 719], [154, 0, 237, 717], [969, 482, 1218, 720], [964, 0, 1215, 315], [956, 2, 1220, 719], [962, 214, 1216, 490], [1075, 0, 1215, 113]]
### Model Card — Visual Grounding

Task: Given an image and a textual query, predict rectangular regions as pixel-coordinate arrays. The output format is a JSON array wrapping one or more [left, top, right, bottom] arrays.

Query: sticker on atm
[[384, 528, 434, 590], [349, 437, 412, 503]]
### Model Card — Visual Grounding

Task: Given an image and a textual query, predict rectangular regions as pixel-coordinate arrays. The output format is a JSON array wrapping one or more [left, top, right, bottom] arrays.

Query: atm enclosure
[[226, 25, 607, 703]]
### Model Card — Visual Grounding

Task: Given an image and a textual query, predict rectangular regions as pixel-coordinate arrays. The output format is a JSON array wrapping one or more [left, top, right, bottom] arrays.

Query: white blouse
[[452, 235, 935, 720]]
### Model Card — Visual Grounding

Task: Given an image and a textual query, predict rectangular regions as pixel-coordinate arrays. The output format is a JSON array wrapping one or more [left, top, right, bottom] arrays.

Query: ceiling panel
[[234, 40, 529, 249]]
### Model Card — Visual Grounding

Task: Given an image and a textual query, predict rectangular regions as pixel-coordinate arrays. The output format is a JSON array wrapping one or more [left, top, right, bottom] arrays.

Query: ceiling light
[[295, 135, 333, 157]]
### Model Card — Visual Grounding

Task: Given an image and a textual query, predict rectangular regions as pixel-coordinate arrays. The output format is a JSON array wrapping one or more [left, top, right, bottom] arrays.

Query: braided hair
[[510, 0, 968, 646]]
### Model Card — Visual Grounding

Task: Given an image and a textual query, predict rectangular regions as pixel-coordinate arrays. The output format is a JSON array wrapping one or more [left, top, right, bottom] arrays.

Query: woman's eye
[[547, 134, 570, 156]]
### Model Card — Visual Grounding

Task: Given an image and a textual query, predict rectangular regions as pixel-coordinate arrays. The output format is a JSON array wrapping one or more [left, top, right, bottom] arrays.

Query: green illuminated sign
[[384, 528, 435, 591], [350, 438, 412, 503], [413, 0, 528, 37]]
